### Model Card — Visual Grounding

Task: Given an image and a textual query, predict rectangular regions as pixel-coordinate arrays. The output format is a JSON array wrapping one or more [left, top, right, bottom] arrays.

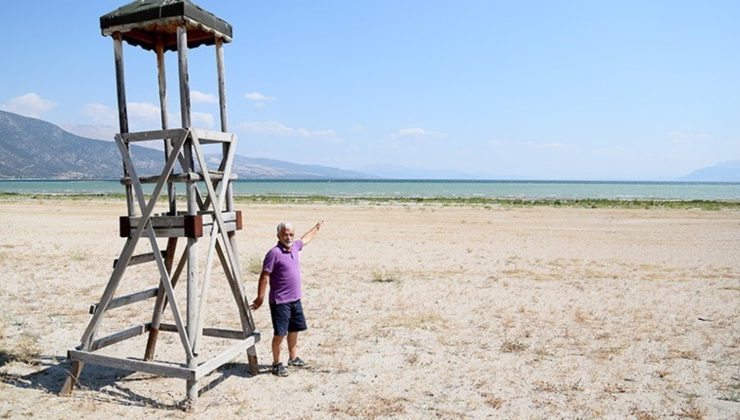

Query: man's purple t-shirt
[[262, 240, 304, 304]]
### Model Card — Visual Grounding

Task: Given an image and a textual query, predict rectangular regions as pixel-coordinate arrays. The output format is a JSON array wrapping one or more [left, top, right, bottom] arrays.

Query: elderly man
[[251, 220, 323, 377]]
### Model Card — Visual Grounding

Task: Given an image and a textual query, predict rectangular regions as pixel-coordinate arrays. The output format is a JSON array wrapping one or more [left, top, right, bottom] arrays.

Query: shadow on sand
[[0, 351, 269, 411]]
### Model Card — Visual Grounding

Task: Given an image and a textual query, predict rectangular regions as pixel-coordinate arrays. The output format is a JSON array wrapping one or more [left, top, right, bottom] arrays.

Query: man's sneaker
[[271, 362, 289, 377], [288, 357, 310, 368]]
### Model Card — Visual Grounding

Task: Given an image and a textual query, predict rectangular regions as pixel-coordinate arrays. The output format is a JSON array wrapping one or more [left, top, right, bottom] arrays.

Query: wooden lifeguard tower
[[61, 0, 260, 405]]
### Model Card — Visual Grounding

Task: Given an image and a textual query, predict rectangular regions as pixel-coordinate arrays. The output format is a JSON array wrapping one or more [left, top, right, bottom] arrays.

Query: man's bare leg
[[287, 331, 298, 360], [272, 335, 284, 364]]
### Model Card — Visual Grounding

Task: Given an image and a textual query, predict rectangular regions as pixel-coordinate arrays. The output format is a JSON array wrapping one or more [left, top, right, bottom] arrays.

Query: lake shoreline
[[2, 191, 740, 210]]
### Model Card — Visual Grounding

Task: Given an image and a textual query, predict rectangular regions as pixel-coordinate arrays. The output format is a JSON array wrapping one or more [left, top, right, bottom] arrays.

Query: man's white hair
[[276, 222, 293, 234]]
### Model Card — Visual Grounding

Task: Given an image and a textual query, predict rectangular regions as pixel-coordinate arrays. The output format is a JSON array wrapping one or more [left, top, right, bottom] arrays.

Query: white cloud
[[64, 102, 119, 140], [82, 103, 117, 125], [524, 141, 578, 151], [128, 102, 161, 121], [1, 92, 56, 118], [391, 127, 440, 139], [192, 111, 215, 128], [191, 90, 218, 104], [669, 131, 710, 144], [245, 92, 276, 103], [62, 124, 117, 141], [593, 145, 631, 155], [237, 121, 337, 138]]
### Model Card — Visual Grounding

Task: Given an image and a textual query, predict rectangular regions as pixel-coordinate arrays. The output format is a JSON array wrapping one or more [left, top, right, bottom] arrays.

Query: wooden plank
[[215, 38, 228, 133], [177, 24, 199, 403], [214, 37, 234, 212], [113, 33, 129, 137], [194, 334, 260, 381], [156, 36, 177, 215], [216, 240, 254, 333], [120, 172, 237, 185], [192, 133, 239, 284], [177, 26, 191, 129], [89, 287, 159, 314], [121, 128, 185, 143], [192, 217, 220, 354], [145, 240, 184, 361], [113, 251, 167, 268], [121, 215, 237, 238], [68, 350, 194, 381], [158, 323, 247, 340], [90, 323, 150, 351], [122, 225, 236, 238], [113, 33, 134, 217], [130, 215, 188, 229], [205, 222, 237, 234], [192, 128, 234, 143]]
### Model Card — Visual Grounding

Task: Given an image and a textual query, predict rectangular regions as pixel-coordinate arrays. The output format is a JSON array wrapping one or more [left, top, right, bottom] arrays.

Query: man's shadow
[[0, 350, 271, 410]]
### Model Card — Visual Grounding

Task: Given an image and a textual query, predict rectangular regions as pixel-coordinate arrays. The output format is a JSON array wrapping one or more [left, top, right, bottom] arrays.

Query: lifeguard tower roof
[[100, 0, 232, 51]]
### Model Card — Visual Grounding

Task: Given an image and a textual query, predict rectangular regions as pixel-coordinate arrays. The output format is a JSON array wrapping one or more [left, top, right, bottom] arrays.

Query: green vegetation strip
[[1, 191, 739, 210]]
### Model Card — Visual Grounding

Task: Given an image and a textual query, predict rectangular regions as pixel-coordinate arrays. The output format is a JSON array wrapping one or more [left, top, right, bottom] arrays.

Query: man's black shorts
[[269, 300, 308, 337]]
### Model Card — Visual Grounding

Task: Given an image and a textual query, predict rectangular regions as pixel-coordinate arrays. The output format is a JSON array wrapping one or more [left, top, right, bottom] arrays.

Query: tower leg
[[144, 237, 179, 360], [60, 361, 84, 396], [226, 231, 260, 375]]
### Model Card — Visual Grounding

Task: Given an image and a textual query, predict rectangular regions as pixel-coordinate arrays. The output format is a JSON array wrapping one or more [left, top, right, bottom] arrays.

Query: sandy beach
[[0, 198, 738, 418]]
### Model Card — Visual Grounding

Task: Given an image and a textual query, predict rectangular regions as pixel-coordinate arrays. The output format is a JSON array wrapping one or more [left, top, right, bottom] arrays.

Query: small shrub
[[246, 255, 263, 274], [371, 269, 400, 283], [500, 339, 528, 353]]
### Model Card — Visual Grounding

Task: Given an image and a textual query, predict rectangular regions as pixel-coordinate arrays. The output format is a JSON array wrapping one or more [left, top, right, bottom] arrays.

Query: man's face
[[278, 227, 295, 248]]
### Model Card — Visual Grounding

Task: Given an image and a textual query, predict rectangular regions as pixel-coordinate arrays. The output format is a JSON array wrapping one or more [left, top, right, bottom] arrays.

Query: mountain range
[[679, 160, 740, 182], [0, 111, 372, 180], [1, 110, 739, 181]]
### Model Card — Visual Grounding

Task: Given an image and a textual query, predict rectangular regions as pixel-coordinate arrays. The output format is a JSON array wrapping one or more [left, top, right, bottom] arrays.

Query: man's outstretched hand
[[250, 296, 263, 311], [302, 220, 325, 245]]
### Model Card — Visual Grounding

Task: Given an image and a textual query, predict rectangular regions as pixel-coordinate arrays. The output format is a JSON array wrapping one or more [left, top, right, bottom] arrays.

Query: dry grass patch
[[603, 383, 627, 394], [676, 399, 707, 419], [1, 333, 41, 366], [718, 381, 740, 403], [328, 395, 409, 418], [481, 392, 504, 409], [630, 407, 659, 420], [385, 311, 448, 332], [533, 380, 558, 393], [500, 339, 528, 353], [533, 379, 583, 394], [371, 268, 401, 283], [245, 254, 263, 274], [655, 369, 670, 379], [533, 346, 553, 357], [669, 349, 700, 360], [595, 346, 623, 360]]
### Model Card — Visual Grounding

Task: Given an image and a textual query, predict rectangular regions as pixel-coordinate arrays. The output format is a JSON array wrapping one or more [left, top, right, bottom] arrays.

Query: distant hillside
[[0, 111, 371, 180], [0, 111, 163, 179], [681, 160, 740, 182]]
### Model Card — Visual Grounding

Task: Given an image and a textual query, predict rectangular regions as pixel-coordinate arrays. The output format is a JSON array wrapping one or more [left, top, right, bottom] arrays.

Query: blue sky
[[1, 1, 738, 180]]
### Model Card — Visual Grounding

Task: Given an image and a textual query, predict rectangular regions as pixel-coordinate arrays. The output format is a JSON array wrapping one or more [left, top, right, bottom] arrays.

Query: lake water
[[2, 179, 740, 200]]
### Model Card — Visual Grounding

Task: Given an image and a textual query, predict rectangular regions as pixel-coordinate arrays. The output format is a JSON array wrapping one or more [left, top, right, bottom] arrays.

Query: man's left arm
[[300, 220, 324, 246]]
